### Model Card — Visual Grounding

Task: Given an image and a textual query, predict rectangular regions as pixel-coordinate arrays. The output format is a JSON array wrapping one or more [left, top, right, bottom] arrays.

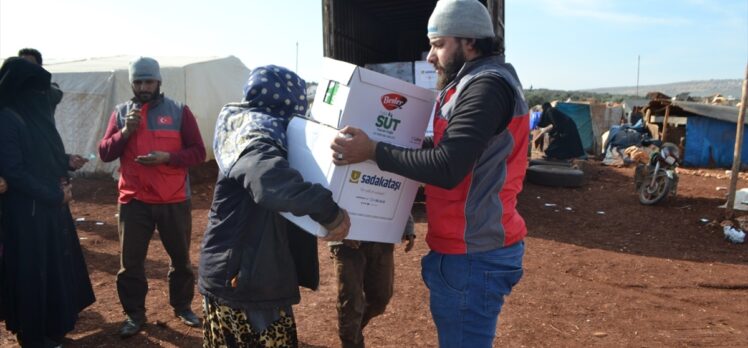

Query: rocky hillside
[[585, 79, 743, 98]]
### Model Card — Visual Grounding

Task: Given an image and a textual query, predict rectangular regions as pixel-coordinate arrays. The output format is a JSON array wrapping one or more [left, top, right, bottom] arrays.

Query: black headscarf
[[0, 57, 69, 179]]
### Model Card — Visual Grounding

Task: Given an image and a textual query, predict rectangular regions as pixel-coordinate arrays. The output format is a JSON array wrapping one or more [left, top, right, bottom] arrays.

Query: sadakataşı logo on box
[[381, 93, 407, 110], [349, 170, 362, 183], [349, 170, 402, 191]]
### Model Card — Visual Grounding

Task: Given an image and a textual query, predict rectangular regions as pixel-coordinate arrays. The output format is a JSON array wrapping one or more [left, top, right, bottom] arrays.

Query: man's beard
[[435, 48, 466, 90], [133, 86, 160, 103]]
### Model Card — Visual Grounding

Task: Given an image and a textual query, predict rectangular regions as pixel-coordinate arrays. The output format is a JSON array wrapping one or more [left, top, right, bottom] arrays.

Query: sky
[[1, 0, 746, 91]]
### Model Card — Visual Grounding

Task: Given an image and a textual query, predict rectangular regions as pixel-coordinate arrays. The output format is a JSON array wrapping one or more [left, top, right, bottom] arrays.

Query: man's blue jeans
[[421, 242, 524, 348]]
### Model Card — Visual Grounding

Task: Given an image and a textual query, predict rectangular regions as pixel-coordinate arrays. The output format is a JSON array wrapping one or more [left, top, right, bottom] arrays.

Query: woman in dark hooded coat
[[0, 57, 95, 348], [535, 102, 585, 160], [199, 65, 349, 348]]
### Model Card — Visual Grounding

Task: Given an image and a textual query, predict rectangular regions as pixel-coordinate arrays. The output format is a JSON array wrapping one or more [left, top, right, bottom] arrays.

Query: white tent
[[46, 55, 250, 175]]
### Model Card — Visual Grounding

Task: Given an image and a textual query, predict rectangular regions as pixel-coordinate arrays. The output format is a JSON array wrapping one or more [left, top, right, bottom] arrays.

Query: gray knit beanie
[[427, 0, 495, 39], [129, 57, 161, 82]]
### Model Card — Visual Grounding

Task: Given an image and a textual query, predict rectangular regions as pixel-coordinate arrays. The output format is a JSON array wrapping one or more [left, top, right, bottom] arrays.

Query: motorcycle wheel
[[638, 170, 672, 205]]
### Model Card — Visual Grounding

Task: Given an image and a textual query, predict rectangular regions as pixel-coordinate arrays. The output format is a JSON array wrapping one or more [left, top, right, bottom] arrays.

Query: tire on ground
[[528, 158, 573, 167], [526, 165, 585, 188]]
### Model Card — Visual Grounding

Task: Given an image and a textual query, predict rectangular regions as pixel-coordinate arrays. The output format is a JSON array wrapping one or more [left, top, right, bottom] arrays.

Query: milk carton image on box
[[280, 117, 423, 244], [311, 58, 436, 147]]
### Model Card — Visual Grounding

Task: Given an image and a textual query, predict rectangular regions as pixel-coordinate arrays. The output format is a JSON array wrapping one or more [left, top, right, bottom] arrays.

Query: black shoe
[[118, 317, 144, 338], [175, 309, 201, 327]]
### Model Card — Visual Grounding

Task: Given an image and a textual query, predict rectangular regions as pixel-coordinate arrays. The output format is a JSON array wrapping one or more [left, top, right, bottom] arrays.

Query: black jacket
[[198, 138, 340, 310]]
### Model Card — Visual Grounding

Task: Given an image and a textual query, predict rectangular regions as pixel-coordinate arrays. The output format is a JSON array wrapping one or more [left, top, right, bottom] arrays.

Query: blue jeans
[[421, 242, 524, 348]]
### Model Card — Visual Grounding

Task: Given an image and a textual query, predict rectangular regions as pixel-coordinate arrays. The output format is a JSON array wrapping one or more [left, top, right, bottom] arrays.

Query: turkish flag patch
[[157, 116, 173, 125]]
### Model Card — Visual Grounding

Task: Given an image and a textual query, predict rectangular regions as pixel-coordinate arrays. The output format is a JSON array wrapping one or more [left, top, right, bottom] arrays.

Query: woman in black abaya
[[534, 102, 585, 160], [0, 57, 95, 348]]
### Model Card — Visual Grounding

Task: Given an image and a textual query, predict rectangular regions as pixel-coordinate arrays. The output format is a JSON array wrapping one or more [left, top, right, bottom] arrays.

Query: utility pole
[[725, 62, 748, 218], [636, 55, 641, 97]]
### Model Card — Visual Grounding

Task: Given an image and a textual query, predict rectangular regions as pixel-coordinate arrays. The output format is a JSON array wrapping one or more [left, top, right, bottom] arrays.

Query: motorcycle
[[634, 141, 680, 205]]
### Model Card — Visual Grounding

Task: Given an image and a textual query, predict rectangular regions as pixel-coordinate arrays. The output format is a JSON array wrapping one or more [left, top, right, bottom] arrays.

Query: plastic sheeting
[[555, 102, 594, 152], [590, 104, 622, 154], [530, 110, 542, 130], [47, 56, 250, 175], [684, 116, 748, 168]]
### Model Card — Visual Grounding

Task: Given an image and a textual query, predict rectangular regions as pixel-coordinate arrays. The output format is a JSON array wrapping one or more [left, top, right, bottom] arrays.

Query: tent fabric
[[46, 56, 250, 175], [684, 116, 748, 168], [604, 125, 649, 155], [589, 104, 622, 154], [555, 102, 594, 152]]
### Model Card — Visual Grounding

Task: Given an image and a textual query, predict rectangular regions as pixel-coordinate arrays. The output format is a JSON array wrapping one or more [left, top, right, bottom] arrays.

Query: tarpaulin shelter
[[46, 56, 250, 175], [676, 101, 745, 167], [555, 102, 594, 153]]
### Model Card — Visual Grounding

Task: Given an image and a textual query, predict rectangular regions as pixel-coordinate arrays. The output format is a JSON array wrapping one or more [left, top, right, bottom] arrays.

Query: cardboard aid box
[[365, 61, 414, 83], [312, 57, 436, 148], [280, 58, 435, 243], [414, 60, 438, 137], [281, 117, 417, 243], [414, 60, 437, 90]]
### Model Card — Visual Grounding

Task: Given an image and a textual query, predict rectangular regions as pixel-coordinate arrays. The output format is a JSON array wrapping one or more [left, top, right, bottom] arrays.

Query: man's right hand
[[68, 154, 89, 170], [122, 108, 141, 139], [322, 209, 351, 242], [0, 176, 7, 194], [330, 126, 377, 165]]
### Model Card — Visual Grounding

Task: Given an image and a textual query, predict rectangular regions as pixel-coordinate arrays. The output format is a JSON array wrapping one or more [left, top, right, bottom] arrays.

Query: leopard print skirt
[[203, 297, 298, 348]]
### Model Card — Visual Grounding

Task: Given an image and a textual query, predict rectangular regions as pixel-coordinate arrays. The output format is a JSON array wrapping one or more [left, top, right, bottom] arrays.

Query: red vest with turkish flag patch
[[115, 97, 189, 204]]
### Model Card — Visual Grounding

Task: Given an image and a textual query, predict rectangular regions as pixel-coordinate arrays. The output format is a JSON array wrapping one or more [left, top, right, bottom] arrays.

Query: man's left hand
[[330, 126, 377, 165], [135, 151, 170, 166], [68, 154, 88, 170], [401, 214, 416, 252], [402, 233, 415, 252]]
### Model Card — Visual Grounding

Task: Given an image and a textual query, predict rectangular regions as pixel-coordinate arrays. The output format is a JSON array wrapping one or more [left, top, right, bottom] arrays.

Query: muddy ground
[[1, 160, 747, 347]]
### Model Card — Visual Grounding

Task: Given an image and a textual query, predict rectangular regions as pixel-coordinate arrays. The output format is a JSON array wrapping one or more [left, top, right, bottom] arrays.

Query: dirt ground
[[1, 160, 747, 347]]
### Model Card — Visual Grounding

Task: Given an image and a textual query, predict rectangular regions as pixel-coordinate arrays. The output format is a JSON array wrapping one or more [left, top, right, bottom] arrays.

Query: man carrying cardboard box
[[330, 0, 530, 346]]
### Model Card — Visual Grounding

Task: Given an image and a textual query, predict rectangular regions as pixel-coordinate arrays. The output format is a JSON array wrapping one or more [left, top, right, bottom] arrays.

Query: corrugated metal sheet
[[323, 0, 435, 66], [349, 0, 437, 29], [323, 0, 502, 66], [672, 101, 743, 125]]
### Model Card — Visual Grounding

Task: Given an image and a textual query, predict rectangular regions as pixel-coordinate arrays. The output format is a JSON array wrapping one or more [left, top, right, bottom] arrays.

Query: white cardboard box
[[364, 61, 414, 83], [414, 60, 437, 91], [311, 57, 436, 148], [280, 117, 421, 244], [414, 61, 438, 136], [413, 60, 439, 137]]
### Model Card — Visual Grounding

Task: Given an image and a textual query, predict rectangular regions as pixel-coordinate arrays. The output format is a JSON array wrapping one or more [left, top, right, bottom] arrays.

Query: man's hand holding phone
[[135, 151, 170, 166]]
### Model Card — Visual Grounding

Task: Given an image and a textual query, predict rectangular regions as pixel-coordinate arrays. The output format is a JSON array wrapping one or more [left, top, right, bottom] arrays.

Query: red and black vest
[[425, 57, 529, 254]]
